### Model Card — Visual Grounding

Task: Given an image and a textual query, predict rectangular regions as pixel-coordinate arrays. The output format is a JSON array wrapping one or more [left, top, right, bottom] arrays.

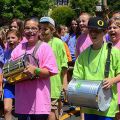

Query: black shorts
[[18, 114, 48, 120]]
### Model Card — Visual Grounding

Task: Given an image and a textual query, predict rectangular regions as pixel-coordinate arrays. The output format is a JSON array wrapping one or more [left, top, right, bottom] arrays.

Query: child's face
[[60, 27, 65, 36], [108, 22, 120, 43], [24, 20, 39, 43], [71, 20, 78, 32], [79, 14, 89, 33], [89, 28, 104, 45], [7, 33, 19, 48], [10, 21, 19, 31], [40, 23, 53, 42]]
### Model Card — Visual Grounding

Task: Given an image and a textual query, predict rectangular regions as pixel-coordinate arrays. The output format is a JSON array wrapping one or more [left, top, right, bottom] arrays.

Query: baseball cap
[[88, 17, 108, 30], [39, 17, 55, 27]]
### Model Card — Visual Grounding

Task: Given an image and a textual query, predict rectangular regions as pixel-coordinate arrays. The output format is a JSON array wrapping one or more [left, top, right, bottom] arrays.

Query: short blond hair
[[109, 18, 120, 28]]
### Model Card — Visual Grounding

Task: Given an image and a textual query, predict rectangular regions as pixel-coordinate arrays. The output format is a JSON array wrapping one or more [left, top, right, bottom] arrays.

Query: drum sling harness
[[104, 42, 112, 78]]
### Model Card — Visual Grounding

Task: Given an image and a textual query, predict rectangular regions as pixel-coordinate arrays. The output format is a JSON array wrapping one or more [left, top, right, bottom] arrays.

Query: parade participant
[[0, 30, 6, 49], [75, 13, 92, 120], [10, 18, 58, 120], [3, 18, 24, 50], [4, 30, 21, 120], [0, 31, 5, 98], [62, 18, 80, 62], [56, 25, 66, 38], [55, 25, 72, 62], [39, 17, 68, 120], [108, 18, 120, 48], [73, 17, 120, 120], [112, 11, 120, 19], [108, 17, 120, 119], [76, 12, 92, 57], [9, 18, 24, 34]]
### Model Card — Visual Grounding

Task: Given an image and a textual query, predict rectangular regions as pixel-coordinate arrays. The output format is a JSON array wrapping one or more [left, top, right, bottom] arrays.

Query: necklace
[[88, 45, 104, 73]]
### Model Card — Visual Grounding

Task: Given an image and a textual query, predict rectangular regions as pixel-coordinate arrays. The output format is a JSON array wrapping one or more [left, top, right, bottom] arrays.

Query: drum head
[[98, 85, 112, 111]]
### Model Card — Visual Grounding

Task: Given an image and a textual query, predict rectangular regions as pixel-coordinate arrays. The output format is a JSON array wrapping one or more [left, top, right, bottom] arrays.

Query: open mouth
[[8, 42, 14, 46], [26, 33, 36, 39], [80, 25, 86, 29], [110, 33, 116, 38]]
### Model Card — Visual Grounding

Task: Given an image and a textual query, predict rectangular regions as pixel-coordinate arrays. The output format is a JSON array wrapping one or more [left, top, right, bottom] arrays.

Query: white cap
[[39, 17, 55, 27]]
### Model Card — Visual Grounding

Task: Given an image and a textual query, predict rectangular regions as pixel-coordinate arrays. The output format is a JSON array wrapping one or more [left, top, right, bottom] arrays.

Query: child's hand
[[102, 78, 114, 89], [24, 64, 37, 76]]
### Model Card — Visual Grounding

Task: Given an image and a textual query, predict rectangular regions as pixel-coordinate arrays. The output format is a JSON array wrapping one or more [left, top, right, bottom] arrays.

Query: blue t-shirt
[[4, 48, 15, 98], [0, 45, 4, 73], [61, 33, 77, 62], [4, 49, 12, 63]]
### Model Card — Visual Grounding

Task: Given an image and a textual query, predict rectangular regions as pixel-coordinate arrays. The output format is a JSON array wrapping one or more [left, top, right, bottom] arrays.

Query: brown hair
[[108, 18, 120, 28], [79, 12, 92, 20], [24, 17, 40, 29], [0, 30, 6, 49], [9, 18, 24, 33], [6, 30, 22, 40]]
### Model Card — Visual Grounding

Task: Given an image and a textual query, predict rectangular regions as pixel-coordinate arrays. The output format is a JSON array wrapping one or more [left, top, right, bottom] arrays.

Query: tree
[[51, 6, 76, 26], [69, 0, 98, 15], [0, 0, 54, 25], [107, 0, 120, 14]]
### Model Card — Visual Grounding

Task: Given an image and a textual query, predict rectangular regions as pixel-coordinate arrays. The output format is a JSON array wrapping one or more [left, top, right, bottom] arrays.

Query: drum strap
[[32, 40, 42, 57], [104, 42, 112, 78], [25, 40, 42, 66], [32, 40, 42, 66]]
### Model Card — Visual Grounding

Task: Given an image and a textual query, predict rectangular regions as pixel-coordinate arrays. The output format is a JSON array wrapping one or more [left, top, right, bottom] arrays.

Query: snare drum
[[67, 79, 112, 111], [3, 54, 39, 84]]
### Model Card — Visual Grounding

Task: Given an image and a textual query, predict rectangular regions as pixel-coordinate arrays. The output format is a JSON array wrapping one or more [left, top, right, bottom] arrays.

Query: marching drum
[[67, 79, 112, 111], [3, 54, 39, 84]]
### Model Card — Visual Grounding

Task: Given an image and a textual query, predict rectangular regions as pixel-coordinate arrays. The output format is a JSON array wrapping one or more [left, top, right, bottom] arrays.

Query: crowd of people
[[0, 10, 119, 120]]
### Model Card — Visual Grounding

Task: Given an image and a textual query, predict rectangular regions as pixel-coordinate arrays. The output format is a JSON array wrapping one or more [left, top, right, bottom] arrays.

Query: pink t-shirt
[[76, 33, 92, 57], [11, 41, 58, 114], [113, 41, 120, 104]]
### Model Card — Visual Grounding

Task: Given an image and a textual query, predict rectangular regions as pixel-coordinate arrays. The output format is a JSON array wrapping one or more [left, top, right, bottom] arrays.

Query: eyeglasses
[[24, 27, 39, 32]]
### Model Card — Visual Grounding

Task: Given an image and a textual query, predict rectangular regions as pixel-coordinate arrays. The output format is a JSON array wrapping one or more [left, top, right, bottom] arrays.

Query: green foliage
[[51, 6, 76, 26], [0, 0, 54, 21], [69, 0, 120, 17], [0, 0, 119, 26], [69, 0, 98, 15], [108, 0, 120, 13]]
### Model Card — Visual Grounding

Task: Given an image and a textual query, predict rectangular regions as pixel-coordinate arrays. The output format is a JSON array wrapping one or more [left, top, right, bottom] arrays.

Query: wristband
[[35, 68, 41, 76]]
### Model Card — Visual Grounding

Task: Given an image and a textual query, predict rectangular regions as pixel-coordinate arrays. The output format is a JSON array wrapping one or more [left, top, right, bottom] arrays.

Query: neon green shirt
[[48, 37, 68, 99], [73, 43, 120, 117]]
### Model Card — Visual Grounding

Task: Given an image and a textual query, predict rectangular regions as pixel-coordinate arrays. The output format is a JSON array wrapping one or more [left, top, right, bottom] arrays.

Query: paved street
[[60, 104, 80, 120]]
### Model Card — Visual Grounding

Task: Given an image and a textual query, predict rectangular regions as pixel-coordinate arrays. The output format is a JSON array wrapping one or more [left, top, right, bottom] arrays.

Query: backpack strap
[[32, 40, 42, 56], [32, 40, 42, 67], [104, 42, 112, 78]]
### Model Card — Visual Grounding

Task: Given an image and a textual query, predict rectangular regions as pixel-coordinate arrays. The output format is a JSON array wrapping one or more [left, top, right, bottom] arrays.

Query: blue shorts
[[85, 114, 114, 120], [4, 83, 15, 98]]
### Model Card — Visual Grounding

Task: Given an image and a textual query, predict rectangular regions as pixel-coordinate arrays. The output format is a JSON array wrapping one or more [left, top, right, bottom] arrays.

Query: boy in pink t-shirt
[[11, 18, 58, 120]]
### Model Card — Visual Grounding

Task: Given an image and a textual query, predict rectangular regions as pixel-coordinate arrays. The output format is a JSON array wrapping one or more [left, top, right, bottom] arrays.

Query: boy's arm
[[103, 74, 120, 89], [61, 67, 68, 91]]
